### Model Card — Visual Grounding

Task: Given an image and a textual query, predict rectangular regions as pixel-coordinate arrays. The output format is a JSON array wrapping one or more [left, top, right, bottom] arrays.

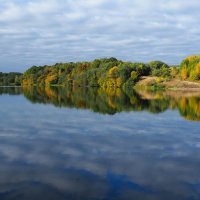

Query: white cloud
[[0, 0, 200, 71], [0, 3, 22, 21]]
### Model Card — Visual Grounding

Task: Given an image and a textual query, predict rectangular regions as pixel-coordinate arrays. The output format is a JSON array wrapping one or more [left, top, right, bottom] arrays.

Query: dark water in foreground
[[0, 86, 200, 200]]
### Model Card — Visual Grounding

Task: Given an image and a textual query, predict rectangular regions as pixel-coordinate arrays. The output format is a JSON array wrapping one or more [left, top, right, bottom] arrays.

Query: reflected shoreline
[[1, 86, 200, 121]]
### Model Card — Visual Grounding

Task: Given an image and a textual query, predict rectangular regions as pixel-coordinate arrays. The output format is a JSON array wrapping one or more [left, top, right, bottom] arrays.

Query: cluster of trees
[[180, 55, 200, 81], [1, 55, 200, 87], [0, 72, 22, 86], [22, 58, 174, 88]]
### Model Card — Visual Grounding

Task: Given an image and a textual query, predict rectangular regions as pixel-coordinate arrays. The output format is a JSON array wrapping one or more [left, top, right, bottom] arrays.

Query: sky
[[0, 0, 200, 72]]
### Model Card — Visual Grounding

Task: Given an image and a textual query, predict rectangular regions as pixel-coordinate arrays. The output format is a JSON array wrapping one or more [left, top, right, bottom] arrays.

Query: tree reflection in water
[[1, 86, 200, 121]]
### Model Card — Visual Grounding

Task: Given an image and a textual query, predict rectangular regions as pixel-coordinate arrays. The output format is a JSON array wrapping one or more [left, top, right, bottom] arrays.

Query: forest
[[21, 58, 178, 88], [0, 55, 200, 87], [0, 72, 22, 86], [21, 55, 200, 88]]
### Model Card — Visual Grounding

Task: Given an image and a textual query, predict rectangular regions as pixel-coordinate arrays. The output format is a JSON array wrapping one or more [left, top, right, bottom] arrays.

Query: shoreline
[[135, 76, 200, 91], [1, 77, 200, 92]]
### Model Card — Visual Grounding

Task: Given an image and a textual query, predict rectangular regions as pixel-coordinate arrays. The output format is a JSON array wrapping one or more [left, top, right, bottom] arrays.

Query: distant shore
[[1, 55, 200, 89]]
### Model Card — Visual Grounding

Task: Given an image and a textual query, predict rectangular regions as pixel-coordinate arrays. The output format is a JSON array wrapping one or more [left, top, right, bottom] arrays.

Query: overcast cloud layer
[[0, 0, 200, 72]]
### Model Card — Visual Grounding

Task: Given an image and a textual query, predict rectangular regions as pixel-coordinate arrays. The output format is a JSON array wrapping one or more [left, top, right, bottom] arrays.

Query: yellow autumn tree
[[180, 67, 188, 80], [190, 63, 200, 80], [45, 74, 58, 85], [107, 66, 122, 87], [108, 66, 119, 78], [180, 55, 200, 81]]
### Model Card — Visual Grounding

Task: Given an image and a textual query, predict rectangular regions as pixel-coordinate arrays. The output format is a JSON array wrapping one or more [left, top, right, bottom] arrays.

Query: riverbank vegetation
[[0, 72, 22, 86], [180, 55, 200, 81], [22, 58, 176, 88], [1, 55, 200, 89], [21, 56, 200, 89]]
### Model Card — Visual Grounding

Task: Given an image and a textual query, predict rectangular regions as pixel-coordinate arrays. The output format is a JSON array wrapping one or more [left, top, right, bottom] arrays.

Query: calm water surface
[[0, 86, 200, 200]]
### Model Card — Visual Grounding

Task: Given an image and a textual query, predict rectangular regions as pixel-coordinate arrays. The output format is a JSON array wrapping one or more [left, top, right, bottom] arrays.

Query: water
[[0, 86, 200, 200]]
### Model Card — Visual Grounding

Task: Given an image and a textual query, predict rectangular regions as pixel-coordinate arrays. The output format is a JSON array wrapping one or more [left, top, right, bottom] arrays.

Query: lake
[[0, 86, 200, 200]]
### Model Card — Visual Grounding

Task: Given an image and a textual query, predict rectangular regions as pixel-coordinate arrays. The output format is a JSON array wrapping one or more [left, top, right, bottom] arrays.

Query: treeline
[[1, 55, 200, 87], [22, 57, 179, 88], [0, 72, 22, 86]]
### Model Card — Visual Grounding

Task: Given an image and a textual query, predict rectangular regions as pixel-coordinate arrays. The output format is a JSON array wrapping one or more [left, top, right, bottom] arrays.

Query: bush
[[180, 55, 200, 81]]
